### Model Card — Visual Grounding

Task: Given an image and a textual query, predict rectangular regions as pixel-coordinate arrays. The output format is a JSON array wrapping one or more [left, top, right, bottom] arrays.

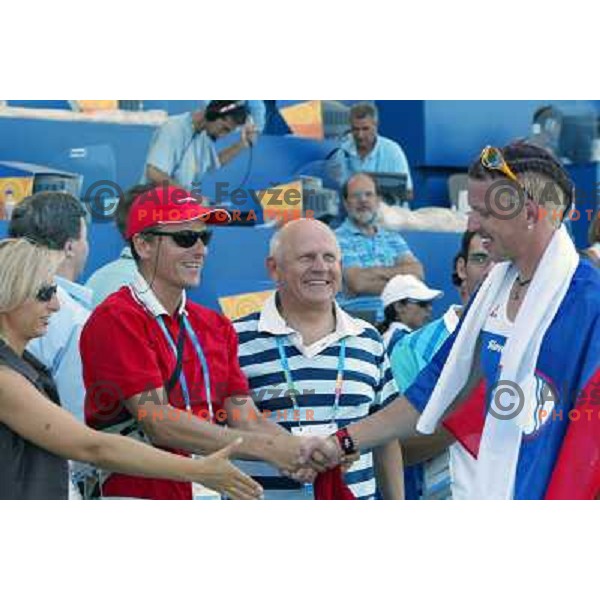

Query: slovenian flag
[[440, 261, 600, 499]]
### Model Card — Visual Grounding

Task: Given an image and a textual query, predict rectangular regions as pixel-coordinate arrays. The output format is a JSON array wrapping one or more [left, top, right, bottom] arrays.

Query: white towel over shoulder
[[417, 226, 579, 499]]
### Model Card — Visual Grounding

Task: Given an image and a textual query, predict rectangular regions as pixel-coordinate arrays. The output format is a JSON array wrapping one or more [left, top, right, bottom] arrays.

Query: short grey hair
[[268, 219, 341, 261], [350, 102, 378, 122]]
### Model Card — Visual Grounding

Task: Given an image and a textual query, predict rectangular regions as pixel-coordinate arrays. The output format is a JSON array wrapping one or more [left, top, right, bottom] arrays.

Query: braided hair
[[468, 141, 575, 218]]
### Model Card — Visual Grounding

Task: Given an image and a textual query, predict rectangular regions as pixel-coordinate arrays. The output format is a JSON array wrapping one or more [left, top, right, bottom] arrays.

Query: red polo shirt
[[80, 283, 250, 499]]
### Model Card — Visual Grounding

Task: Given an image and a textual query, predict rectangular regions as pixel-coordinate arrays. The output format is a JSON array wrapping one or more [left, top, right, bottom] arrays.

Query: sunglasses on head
[[36, 284, 58, 303], [480, 145, 533, 201], [147, 229, 212, 248]]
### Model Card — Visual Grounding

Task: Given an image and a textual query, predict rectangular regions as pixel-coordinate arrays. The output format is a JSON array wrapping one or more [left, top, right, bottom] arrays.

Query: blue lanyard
[[275, 337, 346, 423], [157, 314, 214, 421]]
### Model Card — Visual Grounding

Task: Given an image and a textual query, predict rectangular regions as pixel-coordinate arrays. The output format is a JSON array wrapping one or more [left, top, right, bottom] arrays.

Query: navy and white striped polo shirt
[[233, 294, 400, 500]]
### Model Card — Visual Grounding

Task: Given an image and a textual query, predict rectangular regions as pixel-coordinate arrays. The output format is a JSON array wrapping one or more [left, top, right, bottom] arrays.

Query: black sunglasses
[[36, 284, 58, 303], [148, 229, 213, 249]]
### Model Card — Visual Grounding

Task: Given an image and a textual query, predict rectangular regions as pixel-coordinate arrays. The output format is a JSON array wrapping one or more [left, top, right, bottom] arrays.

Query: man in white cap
[[379, 274, 443, 355]]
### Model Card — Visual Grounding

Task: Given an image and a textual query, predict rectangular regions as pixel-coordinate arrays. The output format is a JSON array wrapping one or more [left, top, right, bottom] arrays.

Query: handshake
[[267, 432, 359, 483]]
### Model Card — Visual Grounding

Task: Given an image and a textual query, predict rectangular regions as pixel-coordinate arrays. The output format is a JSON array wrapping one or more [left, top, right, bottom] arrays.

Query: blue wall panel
[[0, 117, 154, 190]]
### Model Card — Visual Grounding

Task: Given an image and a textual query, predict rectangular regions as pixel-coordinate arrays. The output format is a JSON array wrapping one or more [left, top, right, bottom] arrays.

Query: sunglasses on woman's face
[[148, 229, 213, 249], [36, 284, 58, 303]]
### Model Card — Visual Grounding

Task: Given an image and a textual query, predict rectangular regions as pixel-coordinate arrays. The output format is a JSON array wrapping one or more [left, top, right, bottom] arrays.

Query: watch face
[[342, 436, 354, 454]]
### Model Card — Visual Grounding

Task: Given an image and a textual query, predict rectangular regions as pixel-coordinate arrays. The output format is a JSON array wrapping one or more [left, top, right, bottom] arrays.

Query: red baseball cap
[[125, 185, 231, 239]]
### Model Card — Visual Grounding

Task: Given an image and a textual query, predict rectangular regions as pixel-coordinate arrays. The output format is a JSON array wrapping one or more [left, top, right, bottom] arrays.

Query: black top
[[0, 340, 68, 500]]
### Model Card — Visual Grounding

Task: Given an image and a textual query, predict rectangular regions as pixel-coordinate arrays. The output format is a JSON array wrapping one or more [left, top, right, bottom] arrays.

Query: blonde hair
[[0, 238, 64, 313]]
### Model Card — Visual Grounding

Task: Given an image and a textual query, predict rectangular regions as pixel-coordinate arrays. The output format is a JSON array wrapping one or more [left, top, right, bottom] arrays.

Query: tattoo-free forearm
[[374, 441, 405, 500], [140, 403, 284, 462], [347, 395, 420, 451]]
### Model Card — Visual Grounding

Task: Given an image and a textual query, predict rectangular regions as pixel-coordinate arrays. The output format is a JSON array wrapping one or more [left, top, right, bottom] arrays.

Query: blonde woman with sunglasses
[[0, 238, 263, 500]]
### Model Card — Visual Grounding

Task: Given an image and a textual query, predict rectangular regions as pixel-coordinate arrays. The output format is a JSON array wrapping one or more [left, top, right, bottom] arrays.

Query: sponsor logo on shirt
[[487, 339, 504, 354]]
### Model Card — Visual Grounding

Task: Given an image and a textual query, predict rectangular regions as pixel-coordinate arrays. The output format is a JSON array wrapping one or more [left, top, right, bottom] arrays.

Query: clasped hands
[[271, 434, 358, 484]]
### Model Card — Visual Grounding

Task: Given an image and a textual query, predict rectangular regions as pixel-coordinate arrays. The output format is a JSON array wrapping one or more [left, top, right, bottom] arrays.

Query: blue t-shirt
[[335, 219, 413, 271]]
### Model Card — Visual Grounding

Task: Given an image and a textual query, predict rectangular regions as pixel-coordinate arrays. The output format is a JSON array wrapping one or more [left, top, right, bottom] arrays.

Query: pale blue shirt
[[85, 246, 137, 308], [245, 101, 266, 132], [331, 134, 413, 190], [27, 276, 92, 422], [142, 112, 220, 191]]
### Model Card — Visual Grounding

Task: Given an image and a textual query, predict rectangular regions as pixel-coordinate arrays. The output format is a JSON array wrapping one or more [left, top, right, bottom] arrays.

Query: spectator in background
[[378, 274, 442, 356], [207, 100, 266, 133], [330, 103, 413, 199], [527, 105, 562, 157], [336, 173, 423, 300], [85, 183, 155, 308], [582, 208, 600, 268], [143, 101, 258, 193], [392, 232, 493, 393], [391, 231, 493, 500], [9, 192, 91, 423]]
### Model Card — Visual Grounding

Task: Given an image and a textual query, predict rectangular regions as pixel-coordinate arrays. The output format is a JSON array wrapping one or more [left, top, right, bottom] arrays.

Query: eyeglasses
[[480, 145, 533, 201], [36, 284, 58, 303], [467, 252, 491, 265], [147, 229, 212, 248], [404, 299, 432, 309]]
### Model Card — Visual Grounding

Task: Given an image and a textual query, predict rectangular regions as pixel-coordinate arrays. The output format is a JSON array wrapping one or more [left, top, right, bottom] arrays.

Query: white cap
[[381, 274, 443, 308]]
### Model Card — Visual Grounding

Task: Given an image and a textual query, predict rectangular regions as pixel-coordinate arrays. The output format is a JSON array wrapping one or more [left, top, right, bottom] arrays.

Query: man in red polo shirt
[[80, 185, 325, 499]]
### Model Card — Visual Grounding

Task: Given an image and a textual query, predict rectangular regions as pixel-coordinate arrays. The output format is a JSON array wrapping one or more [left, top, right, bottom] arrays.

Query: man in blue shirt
[[329, 103, 413, 199], [86, 184, 155, 308], [392, 232, 493, 392], [392, 231, 493, 499], [143, 101, 257, 193], [335, 173, 423, 307]]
